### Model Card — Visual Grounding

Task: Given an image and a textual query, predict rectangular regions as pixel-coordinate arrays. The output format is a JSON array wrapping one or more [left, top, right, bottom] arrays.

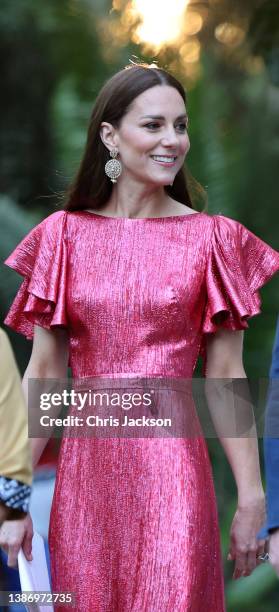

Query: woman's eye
[[144, 122, 188, 132], [144, 122, 160, 130], [176, 123, 187, 132]]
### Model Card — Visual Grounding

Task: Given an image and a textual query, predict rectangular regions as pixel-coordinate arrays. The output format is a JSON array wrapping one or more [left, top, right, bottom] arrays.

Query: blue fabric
[[0, 539, 51, 611], [0, 547, 25, 612], [258, 315, 279, 539]]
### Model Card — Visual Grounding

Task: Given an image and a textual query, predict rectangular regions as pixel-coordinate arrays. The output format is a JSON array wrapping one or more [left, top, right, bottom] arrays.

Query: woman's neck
[[99, 181, 182, 219]]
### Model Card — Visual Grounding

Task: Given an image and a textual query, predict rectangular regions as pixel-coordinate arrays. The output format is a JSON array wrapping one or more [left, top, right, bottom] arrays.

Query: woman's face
[[103, 85, 190, 187]]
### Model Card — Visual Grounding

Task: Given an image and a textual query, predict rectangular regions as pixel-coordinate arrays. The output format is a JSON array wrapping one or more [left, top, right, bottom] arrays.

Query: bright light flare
[[215, 22, 246, 47], [132, 0, 189, 49], [179, 39, 201, 63]]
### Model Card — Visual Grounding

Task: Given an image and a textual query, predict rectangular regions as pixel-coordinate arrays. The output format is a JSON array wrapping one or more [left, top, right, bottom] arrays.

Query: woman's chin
[[148, 174, 176, 187]]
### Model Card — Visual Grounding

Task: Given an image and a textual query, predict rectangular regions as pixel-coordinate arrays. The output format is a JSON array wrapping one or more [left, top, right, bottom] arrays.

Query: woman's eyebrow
[[140, 114, 187, 120]]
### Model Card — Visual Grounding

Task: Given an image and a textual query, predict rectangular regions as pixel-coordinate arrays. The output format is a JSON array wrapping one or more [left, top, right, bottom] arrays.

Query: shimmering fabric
[[4, 210, 279, 612]]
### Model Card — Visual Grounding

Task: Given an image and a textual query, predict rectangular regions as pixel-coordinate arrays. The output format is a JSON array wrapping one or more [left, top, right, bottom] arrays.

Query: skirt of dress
[[48, 435, 225, 612]]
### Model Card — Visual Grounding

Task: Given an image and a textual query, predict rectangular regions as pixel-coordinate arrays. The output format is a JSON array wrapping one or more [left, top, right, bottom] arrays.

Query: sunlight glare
[[215, 22, 246, 47], [132, 0, 189, 48]]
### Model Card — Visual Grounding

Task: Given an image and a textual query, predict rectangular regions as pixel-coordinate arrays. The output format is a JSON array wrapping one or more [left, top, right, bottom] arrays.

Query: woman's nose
[[160, 128, 180, 147]]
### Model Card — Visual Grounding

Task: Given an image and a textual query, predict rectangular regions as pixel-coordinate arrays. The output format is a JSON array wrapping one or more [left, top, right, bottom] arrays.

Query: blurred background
[[0, 0, 279, 609]]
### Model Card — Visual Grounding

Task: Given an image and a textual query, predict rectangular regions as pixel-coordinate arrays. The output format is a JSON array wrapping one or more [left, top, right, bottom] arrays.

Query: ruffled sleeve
[[3, 211, 68, 340], [200, 215, 279, 371]]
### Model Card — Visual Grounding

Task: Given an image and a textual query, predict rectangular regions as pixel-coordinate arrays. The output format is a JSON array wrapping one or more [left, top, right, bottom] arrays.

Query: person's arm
[[0, 329, 33, 566], [0, 504, 9, 523], [22, 325, 70, 468], [0, 325, 69, 568], [0, 329, 32, 517], [204, 328, 266, 580], [0, 503, 22, 524]]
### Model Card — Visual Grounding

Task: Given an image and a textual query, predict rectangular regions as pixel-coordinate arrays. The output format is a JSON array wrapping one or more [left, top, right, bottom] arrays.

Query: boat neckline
[[74, 210, 205, 221]]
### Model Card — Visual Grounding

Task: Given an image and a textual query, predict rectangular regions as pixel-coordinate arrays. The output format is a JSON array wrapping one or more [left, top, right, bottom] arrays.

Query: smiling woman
[[4, 61, 279, 612], [98, 83, 190, 203], [142, 111, 189, 166], [64, 63, 196, 217]]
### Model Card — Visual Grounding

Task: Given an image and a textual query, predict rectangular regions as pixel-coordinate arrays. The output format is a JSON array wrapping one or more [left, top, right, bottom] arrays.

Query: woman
[[4, 63, 279, 611]]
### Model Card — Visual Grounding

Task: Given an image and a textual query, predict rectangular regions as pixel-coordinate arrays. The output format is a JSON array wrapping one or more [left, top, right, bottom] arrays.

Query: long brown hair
[[63, 63, 204, 212]]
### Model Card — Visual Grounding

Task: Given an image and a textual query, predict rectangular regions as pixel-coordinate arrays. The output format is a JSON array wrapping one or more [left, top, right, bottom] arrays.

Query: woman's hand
[[228, 494, 267, 579], [0, 512, 33, 568]]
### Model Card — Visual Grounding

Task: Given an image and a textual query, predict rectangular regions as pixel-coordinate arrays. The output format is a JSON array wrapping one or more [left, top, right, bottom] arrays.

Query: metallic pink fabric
[[4, 210, 279, 611]]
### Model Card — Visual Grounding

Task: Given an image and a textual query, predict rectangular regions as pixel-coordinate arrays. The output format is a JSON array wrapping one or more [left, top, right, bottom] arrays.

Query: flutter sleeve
[[200, 214, 279, 371], [3, 211, 68, 340]]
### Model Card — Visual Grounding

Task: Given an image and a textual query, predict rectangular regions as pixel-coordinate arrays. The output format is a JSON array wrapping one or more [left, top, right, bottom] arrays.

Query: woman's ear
[[99, 122, 118, 151]]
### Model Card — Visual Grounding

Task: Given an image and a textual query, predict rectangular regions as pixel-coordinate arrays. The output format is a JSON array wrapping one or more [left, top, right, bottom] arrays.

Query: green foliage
[[226, 563, 279, 611], [0, 196, 43, 371]]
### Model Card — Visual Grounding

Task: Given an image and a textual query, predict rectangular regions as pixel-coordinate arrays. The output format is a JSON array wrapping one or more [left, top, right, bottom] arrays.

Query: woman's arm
[[205, 329, 264, 500], [204, 328, 266, 579], [23, 325, 69, 468]]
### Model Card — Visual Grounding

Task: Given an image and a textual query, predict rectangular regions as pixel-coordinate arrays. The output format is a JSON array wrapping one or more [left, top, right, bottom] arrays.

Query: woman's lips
[[150, 155, 178, 167]]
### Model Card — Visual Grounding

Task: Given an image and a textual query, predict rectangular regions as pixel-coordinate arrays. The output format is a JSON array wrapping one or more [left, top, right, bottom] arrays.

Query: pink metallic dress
[[4, 209, 279, 612]]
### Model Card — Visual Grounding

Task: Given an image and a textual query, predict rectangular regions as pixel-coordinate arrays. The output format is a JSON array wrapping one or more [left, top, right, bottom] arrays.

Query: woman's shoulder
[[41, 208, 94, 229], [202, 211, 242, 228], [194, 212, 243, 244], [21, 210, 68, 240], [28, 209, 77, 243], [207, 212, 276, 250], [199, 214, 279, 279], [200, 212, 250, 244], [195, 210, 240, 224], [40, 209, 68, 228]]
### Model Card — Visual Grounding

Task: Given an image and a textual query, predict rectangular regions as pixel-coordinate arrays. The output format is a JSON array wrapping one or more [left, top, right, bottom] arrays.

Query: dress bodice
[[4, 210, 279, 378]]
